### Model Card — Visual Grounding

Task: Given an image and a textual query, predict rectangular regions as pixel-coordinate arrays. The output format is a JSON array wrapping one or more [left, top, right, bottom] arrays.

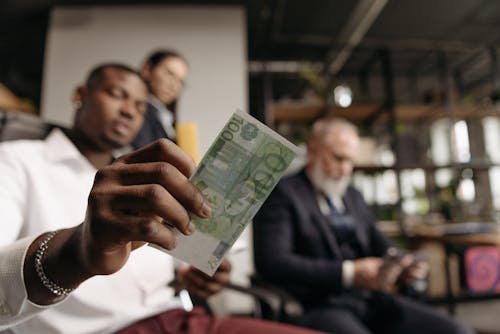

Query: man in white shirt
[[0, 63, 323, 334]]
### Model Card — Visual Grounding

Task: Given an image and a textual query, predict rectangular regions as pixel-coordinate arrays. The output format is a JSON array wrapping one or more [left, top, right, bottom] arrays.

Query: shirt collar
[[44, 128, 87, 163], [148, 94, 169, 113]]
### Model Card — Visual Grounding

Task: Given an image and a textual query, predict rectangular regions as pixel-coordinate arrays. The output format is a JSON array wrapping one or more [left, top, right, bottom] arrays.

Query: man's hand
[[400, 255, 429, 283], [25, 139, 213, 305], [352, 257, 383, 291], [377, 253, 411, 294], [177, 259, 232, 298], [377, 252, 430, 294], [78, 139, 212, 277]]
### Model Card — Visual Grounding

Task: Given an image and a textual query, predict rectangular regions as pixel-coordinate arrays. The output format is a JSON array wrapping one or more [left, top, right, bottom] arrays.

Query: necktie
[[324, 195, 355, 241]]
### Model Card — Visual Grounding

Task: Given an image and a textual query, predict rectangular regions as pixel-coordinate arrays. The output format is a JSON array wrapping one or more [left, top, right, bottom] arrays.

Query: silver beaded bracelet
[[34, 231, 74, 297]]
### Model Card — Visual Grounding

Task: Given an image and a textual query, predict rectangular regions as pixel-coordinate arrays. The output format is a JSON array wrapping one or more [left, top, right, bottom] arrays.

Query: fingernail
[[201, 201, 212, 218], [186, 221, 196, 235]]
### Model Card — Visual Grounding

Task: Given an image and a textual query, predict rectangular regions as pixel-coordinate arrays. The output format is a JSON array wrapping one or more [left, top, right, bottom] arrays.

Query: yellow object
[[176, 122, 201, 164], [0, 83, 34, 113]]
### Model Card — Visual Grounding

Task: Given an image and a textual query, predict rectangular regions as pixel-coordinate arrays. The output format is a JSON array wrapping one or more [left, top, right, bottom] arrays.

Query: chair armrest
[[225, 281, 303, 321]]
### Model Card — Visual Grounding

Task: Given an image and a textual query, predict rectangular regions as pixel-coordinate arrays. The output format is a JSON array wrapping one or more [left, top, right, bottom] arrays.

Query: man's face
[[143, 56, 188, 105], [310, 128, 359, 182], [75, 68, 148, 149]]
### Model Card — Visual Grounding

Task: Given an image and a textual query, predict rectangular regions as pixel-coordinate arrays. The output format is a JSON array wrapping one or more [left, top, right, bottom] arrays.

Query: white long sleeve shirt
[[0, 129, 182, 334]]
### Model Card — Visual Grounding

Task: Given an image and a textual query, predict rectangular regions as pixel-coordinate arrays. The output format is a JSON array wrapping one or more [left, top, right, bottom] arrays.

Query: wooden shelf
[[354, 162, 500, 173], [270, 102, 499, 123], [270, 102, 380, 122], [393, 103, 498, 122]]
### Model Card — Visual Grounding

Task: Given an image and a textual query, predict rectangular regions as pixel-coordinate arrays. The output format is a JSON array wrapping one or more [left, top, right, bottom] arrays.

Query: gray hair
[[309, 117, 358, 143]]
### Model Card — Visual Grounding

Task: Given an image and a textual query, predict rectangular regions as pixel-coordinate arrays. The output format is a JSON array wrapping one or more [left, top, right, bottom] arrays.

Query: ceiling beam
[[361, 38, 486, 53], [267, 0, 497, 56], [248, 60, 324, 74], [270, 35, 492, 54], [323, 0, 388, 77]]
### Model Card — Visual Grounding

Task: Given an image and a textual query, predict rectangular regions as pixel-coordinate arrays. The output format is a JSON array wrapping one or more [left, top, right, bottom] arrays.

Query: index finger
[[118, 139, 195, 178]]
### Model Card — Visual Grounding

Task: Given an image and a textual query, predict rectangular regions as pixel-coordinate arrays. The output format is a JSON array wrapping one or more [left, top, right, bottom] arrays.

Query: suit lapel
[[150, 104, 169, 139], [297, 172, 343, 258]]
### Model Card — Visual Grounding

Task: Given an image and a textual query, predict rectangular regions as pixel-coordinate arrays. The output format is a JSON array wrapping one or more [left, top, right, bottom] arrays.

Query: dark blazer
[[253, 169, 392, 307], [132, 102, 171, 149]]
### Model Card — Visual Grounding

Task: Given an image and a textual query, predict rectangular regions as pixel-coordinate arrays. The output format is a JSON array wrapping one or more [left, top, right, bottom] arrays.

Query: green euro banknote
[[152, 110, 299, 275]]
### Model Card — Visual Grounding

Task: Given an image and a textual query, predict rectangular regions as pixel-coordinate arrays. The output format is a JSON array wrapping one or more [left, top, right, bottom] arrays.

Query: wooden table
[[407, 223, 500, 314]]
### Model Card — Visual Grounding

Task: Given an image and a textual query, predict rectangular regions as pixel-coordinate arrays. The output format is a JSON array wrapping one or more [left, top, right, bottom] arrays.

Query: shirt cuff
[[342, 260, 355, 288], [0, 236, 68, 330]]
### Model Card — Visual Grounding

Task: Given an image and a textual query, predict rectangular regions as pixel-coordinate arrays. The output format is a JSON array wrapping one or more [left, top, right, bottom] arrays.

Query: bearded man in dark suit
[[254, 117, 474, 334]]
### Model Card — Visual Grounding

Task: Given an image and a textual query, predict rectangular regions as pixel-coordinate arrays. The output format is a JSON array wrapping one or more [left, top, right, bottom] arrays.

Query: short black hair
[[85, 63, 142, 90], [144, 49, 188, 68]]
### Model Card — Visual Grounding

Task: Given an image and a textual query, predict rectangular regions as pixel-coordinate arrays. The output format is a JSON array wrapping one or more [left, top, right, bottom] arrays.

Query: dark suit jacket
[[132, 102, 172, 149], [253, 170, 392, 307]]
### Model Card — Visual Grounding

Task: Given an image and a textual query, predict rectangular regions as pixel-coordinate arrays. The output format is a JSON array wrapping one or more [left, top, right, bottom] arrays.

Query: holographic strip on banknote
[[152, 110, 299, 275]]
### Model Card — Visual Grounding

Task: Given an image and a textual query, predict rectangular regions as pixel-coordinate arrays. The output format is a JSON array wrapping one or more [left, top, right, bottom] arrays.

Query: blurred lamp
[[333, 85, 352, 108]]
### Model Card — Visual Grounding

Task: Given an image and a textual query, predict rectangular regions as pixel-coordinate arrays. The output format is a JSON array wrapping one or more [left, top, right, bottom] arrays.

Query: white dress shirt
[[0, 129, 182, 333]]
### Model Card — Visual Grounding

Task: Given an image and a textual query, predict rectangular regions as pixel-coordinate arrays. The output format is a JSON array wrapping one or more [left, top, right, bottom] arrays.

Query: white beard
[[308, 163, 350, 210]]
